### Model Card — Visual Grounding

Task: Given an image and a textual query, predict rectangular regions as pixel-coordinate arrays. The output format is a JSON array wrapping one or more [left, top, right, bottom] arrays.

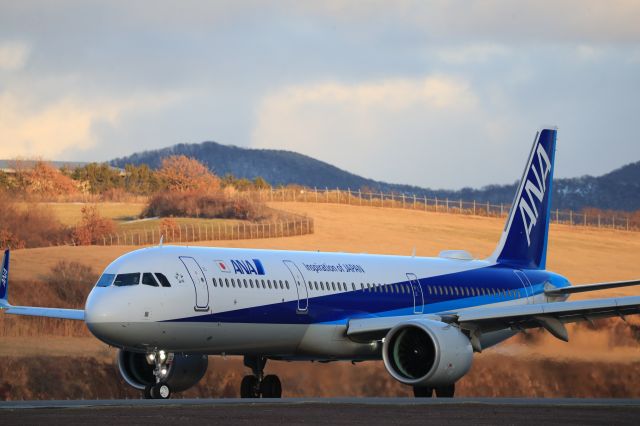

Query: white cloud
[[251, 76, 522, 188], [0, 41, 31, 71], [0, 90, 187, 159]]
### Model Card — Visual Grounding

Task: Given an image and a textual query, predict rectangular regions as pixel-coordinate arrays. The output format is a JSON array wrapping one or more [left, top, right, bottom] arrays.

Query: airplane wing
[[347, 295, 640, 351], [545, 279, 640, 296], [0, 249, 84, 321], [0, 304, 84, 320]]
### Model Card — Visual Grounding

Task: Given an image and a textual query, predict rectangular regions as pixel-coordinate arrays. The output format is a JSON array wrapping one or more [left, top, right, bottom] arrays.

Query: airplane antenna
[[411, 247, 416, 258], [159, 235, 164, 247]]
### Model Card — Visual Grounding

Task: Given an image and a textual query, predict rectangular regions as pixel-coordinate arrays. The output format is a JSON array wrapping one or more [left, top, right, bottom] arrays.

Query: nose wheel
[[143, 349, 173, 399], [240, 356, 282, 398]]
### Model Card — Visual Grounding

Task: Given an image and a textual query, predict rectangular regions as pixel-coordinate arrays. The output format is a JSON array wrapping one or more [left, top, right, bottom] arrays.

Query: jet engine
[[382, 319, 473, 387], [117, 350, 208, 392]]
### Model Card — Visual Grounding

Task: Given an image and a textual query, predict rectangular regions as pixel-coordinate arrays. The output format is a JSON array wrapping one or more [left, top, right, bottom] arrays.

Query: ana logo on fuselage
[[519, 143, 552, 247], [231, 259, 265, 275]]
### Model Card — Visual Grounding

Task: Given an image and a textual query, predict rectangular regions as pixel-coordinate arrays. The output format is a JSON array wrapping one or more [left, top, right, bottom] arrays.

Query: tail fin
[[0, 249, 9, 306], [489, 128, 557, 269]]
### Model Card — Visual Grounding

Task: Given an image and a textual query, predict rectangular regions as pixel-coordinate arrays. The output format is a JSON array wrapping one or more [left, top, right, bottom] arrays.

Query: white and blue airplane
[[1, 128, 639, 399]]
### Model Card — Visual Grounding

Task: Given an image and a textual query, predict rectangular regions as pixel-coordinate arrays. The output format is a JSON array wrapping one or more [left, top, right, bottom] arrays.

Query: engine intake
[[382, 319, 473, 387], [117, 350, 208, 392]]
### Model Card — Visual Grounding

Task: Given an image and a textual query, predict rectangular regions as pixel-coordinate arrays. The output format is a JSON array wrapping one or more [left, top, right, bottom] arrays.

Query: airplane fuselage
[[85, 245, 570, 358]]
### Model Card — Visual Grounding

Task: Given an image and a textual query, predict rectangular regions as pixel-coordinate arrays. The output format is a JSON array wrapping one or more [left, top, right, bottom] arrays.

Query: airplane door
[[514, 270, 534, 304], [180, 256, 210, 311], [406, 273, 424, 314], [283, 260, 309, 313]]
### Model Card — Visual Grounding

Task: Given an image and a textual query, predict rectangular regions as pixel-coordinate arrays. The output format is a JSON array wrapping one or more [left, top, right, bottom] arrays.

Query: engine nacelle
[[117, 350, 208, 392], [382, 319, 473, 387]]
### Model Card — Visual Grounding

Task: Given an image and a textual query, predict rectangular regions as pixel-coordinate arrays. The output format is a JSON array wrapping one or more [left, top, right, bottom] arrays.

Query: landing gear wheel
[[150, 383, 171, 399], [260, 375, 282, 398], [240, 375, 260, 398], [143, 384, 153, 399], [435, 384, 455, 398], [413, 386, 433, 398]]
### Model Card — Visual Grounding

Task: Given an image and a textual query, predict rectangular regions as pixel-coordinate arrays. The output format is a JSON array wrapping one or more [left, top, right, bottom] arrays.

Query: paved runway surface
[[2, 398, 639, 426]]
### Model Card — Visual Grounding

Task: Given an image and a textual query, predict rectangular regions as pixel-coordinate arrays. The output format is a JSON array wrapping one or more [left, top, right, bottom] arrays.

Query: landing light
[[160, 368, 168, 376], [147, 353, 155, 362], [159, 350, 166, 361]]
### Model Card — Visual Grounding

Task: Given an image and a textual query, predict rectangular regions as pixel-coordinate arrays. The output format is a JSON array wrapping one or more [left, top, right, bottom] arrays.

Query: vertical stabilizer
[[489, 128, 557, 269], [0, 249, 9, 305]]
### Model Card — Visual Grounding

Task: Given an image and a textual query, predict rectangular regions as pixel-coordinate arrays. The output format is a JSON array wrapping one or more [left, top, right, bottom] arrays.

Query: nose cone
[[85, 288, 126, 346]]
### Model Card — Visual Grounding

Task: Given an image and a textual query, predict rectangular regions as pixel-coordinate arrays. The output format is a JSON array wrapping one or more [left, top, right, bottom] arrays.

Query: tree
[[158, 155, 220, 193], [253, 176, 271, 190], [72, 163, 123, 194], [15, 161, 78, 197], [73, 205, 117, 245], [124, 164, 161, 195]]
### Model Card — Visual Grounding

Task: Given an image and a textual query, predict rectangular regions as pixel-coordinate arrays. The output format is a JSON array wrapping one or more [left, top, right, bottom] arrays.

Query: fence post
[[315, 187, 318, 203], [486, 201, 490, 216], [500, 203, 503, 216], [613, 216, 615, 229], [473, 200, 476, 215], [348, 188, 351, 205], [414, 194, 417, 209], [359, 189, 362, 206], [459, 199, 462, 212], [556, 209, 559, 223], [435, 197, 438, 212], [627, 217, 629, 231], [326, 187, 329, 203], [569, 210, 573, 226], [424, 195, 427, 211], [584, 213, 587, 227], [402, 193, 405, 209]]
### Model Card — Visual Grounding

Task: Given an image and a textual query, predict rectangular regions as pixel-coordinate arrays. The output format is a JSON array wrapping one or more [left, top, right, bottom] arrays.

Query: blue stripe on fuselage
[[163, 265, 568, 325]]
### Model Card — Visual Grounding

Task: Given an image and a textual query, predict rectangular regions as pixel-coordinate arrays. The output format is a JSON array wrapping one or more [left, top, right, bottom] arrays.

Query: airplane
[[1, 127, 639, 400]]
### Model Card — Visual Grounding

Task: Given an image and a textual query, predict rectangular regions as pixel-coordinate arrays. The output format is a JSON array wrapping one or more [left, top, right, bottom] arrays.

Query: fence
[[252, 187, 636, 232], [95, 217, 314, 246]]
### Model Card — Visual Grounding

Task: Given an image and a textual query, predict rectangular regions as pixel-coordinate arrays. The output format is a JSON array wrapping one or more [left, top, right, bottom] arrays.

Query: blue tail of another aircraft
[[1, 249, 9, 303], [490, 128, 557, 270]]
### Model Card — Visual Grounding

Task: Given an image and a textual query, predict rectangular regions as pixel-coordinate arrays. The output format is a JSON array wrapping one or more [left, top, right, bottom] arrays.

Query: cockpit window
[[96, 273, 115, 287], [154, 273, 172, 287], [142, 273, 159, 287], [114, 273, 140, 286]]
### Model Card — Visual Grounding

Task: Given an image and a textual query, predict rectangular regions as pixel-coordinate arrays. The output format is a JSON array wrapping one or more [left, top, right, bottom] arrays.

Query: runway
[[1, 398, 639, 426]]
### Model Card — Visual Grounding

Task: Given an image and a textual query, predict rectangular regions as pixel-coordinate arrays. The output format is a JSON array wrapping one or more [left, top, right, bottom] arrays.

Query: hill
[[109, 141, 637, 212]]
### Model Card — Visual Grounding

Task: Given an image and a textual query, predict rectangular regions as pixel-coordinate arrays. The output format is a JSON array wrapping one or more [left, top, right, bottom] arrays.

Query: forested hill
[[110, 142, 640, 212]]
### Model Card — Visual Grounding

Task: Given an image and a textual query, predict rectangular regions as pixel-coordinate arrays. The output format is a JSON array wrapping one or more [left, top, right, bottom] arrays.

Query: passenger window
[[142, 273, 159, 287], [96, 273, 115, 287], [352, 283, 356, 291], [114, 273, 140, 286], [212, 278, 217, 287], [225, 278, 229, 287], [285, 281, 289, 289], [249, 279, 254, 289], [231, 279, 236, 288]]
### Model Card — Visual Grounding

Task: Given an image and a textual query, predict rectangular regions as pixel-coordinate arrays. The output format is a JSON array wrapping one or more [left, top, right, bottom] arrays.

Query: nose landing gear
[[144, 349, 173, 399], [240, 356, 282, 398]]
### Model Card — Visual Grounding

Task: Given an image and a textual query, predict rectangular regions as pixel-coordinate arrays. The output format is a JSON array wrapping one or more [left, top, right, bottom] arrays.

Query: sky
[[1, 1, 639, 189]]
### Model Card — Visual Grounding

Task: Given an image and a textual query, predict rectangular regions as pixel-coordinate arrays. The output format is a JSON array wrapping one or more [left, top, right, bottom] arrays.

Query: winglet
[[1, 249, 10, 308]]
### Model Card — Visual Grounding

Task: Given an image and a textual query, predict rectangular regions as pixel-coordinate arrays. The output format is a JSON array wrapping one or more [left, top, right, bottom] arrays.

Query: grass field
[[3, 201, 640, 398], [16, 202, 146, 225]]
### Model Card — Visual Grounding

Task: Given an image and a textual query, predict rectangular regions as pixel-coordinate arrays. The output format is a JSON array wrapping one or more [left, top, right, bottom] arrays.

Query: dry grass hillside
[[1, 201, 639, 399]]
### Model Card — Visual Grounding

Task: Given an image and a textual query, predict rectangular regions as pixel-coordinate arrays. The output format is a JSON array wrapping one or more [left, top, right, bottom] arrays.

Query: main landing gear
[[144, 349, 173, 400], [413, 383, 455, 398], [240, 355, 282, 398]]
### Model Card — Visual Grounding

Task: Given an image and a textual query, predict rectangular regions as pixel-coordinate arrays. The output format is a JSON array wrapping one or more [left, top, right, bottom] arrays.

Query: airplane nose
[[84, 288, 124, 346]]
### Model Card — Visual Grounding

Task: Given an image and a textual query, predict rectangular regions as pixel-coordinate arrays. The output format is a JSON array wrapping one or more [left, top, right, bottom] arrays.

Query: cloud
[[0, 90, 187, 159], [0, 40, 31, 71], [251, 76, 519, 189]]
